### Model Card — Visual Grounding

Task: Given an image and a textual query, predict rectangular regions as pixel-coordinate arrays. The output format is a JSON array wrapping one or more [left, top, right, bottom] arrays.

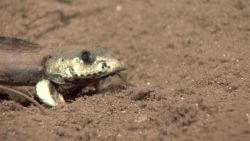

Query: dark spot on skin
[[73, 74, 78, 78], [102, 62, 107, 69], [69, 67, 74, 73]]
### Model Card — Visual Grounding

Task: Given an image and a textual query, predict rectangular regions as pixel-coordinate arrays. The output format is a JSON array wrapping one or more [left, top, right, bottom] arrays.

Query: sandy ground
[[0, 0, 249, 141]]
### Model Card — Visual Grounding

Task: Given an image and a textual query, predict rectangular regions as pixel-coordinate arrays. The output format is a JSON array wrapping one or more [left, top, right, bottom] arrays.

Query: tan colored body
[[0, 36, 124, 107]]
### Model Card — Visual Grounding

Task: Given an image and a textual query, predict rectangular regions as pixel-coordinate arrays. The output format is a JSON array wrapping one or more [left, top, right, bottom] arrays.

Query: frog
[[0, 36, 125, 107]]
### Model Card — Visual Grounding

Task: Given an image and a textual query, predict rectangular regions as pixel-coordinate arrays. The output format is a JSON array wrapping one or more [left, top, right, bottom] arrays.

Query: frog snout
[[95, 57, 124, 74]]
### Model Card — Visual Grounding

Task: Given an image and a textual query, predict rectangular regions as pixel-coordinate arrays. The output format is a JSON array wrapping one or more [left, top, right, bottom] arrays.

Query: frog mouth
[[99, 67, 126, 79], [61, 68, 125, 87]]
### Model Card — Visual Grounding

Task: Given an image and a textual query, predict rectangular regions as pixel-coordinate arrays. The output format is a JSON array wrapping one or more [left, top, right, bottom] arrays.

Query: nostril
[[102, 62, 107, 69]]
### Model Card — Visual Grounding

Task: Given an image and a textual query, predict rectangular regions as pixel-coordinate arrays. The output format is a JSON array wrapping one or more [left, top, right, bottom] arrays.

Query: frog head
[[43, 49, 125, 85]]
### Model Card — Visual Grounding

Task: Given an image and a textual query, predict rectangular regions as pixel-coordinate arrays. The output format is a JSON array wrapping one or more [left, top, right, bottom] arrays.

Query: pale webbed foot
[[35, 79, 65, 107]]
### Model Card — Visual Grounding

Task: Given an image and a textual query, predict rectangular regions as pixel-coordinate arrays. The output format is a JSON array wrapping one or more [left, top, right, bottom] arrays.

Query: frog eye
[[81, 50, 95, 64]]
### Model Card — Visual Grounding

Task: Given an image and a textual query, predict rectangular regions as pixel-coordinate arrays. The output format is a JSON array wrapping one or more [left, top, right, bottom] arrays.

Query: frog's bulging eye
[[81, 50, 95, 64]]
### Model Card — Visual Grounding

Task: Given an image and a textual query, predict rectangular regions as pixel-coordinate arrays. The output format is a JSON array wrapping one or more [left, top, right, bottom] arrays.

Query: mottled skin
[[44, 50, 123, 85], [37, 49, 124, 106], [0, 36, 124, 107]]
